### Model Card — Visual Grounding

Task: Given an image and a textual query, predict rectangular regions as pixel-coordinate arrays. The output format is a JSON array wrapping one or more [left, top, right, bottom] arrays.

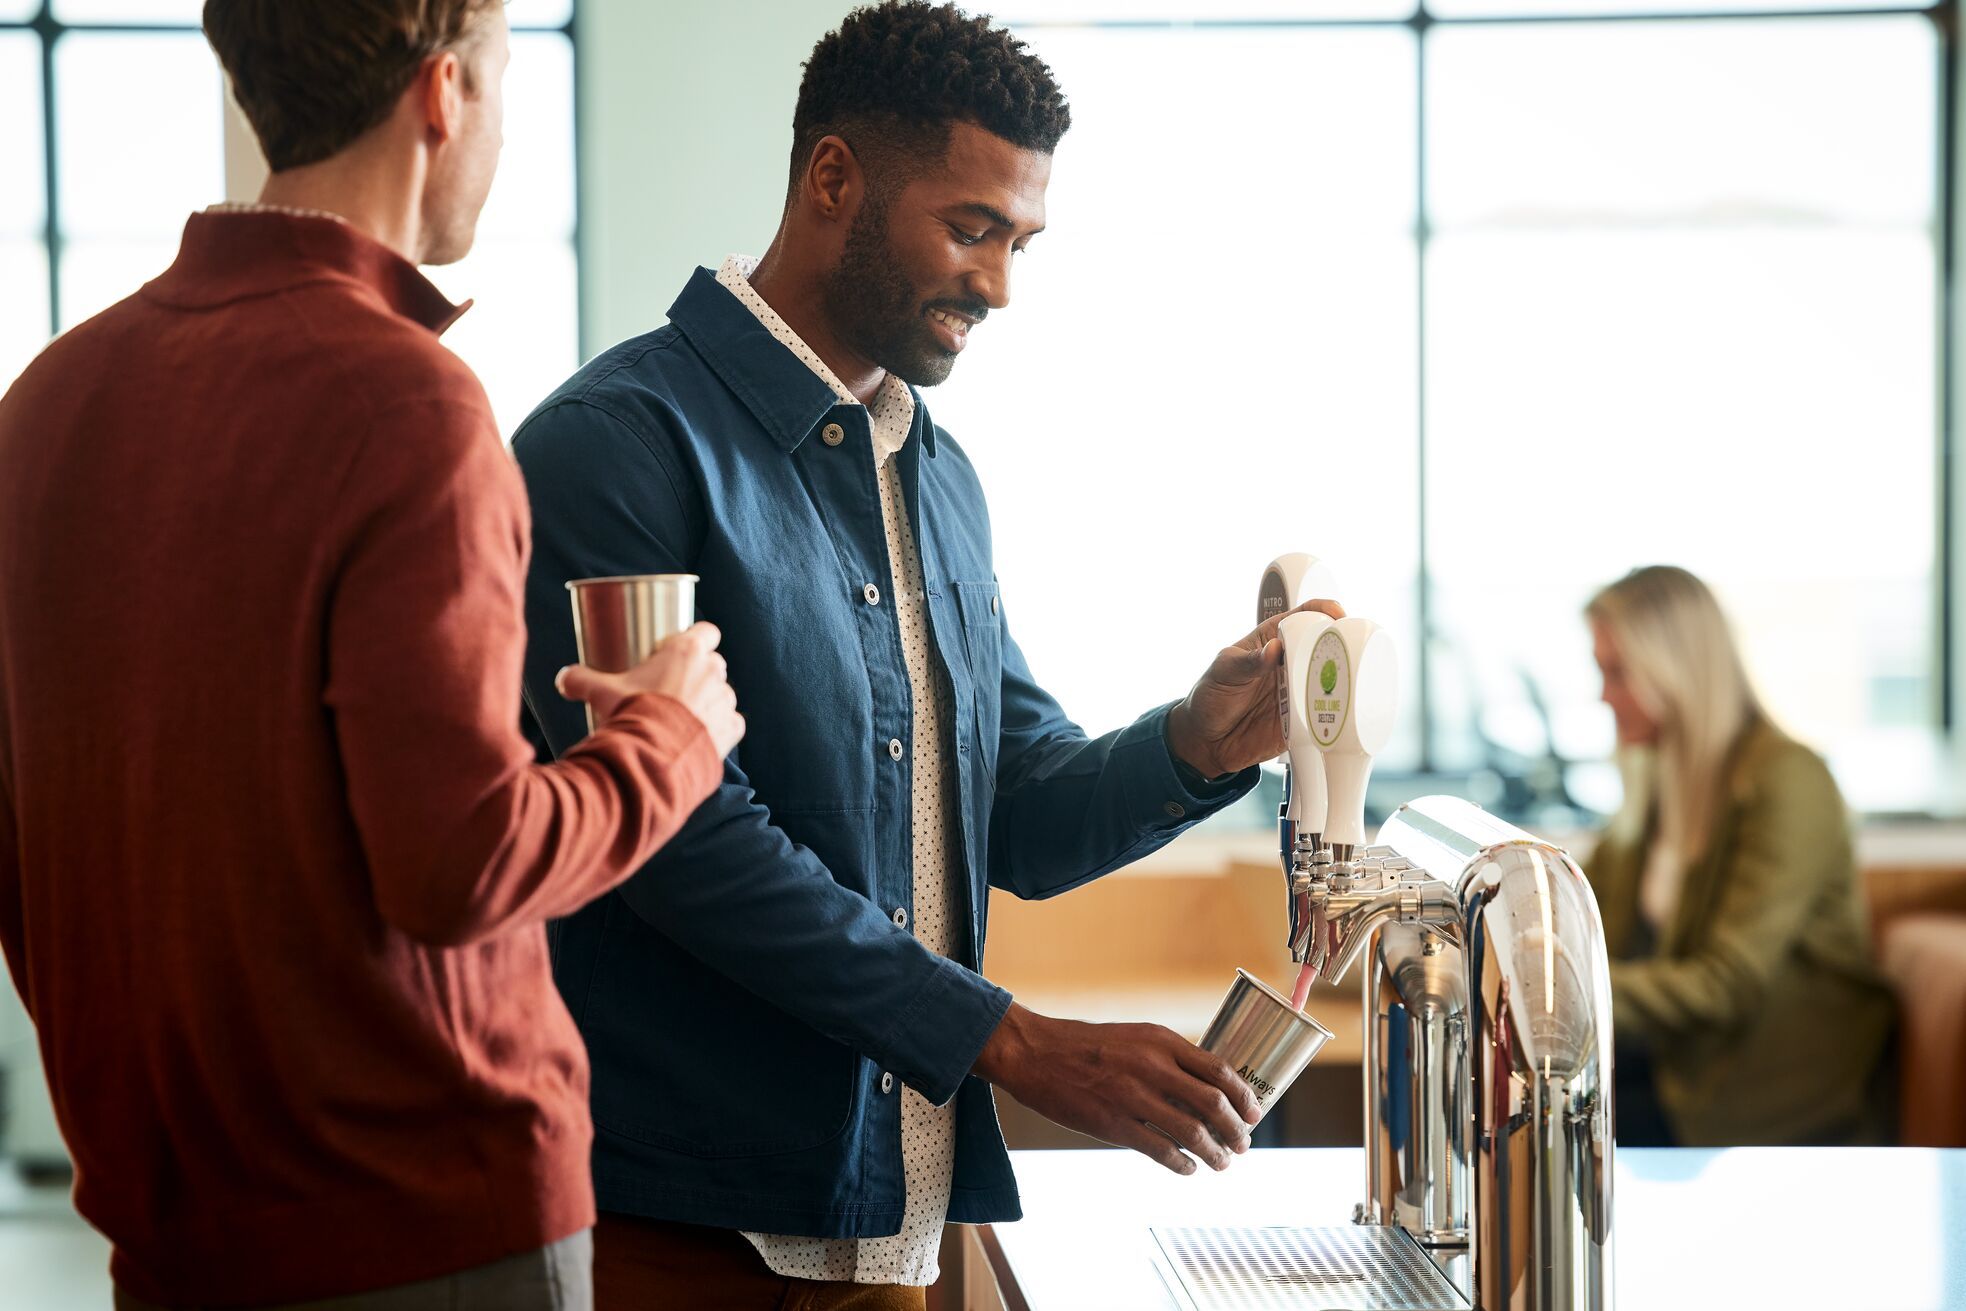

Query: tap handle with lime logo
[[1308, 617, 1400, 853], [1277, 610, 1337, 839]]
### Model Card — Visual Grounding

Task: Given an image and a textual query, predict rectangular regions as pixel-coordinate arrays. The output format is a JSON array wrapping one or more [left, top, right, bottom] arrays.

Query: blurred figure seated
[[1584, 565, 1894, 1146]]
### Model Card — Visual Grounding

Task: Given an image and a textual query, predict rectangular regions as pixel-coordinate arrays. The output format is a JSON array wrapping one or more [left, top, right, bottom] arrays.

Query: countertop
[[1124, 821, 1966, 878], [975, 1147, 1966, 1310]]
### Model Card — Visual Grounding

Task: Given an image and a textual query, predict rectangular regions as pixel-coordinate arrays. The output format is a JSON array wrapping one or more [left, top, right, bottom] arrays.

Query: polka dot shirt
[[720, 256, 963, 1288]]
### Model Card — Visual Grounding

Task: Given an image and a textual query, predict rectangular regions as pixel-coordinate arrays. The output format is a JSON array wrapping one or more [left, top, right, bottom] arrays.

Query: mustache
[[924, 299, 989, 324]]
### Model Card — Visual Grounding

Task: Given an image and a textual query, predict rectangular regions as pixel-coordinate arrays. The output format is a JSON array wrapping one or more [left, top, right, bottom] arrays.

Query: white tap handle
[[1307, 617, 1399, 851], [1277, 610, 1335, 835], [1258, 553, 1342, 627], [1260, 555, 1341, 766]]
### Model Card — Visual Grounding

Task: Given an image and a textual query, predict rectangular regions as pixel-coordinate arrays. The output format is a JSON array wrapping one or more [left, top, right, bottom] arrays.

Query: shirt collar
[[142, 208, 468, 336], [715, 256, 917, 462], [665, 262, 936, 458]]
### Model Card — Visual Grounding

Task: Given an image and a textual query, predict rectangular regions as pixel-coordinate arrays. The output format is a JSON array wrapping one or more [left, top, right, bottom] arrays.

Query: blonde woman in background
[[1585, 565, 1895, 1146]]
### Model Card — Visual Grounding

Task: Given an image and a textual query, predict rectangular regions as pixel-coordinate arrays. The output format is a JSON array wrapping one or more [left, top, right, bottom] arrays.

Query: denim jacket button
[[892, 906, 908, 928], [990, 595, 1000, 615], [822, 422, 845, 446], [1164, 801, 1186, 819], [880, 1072, 896, 1094], [863, 583, 881, 606], [887, 738, 904, 761]]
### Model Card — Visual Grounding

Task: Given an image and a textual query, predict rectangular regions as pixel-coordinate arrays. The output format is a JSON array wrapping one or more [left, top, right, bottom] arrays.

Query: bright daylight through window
[[0, 0, 1951, 826], [2, 0, 579, 440], [931, 2, 1947, 827]]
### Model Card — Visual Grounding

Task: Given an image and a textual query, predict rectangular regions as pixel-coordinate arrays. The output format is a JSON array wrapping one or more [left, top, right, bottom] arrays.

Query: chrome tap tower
[[1290, 796, 1617, 1311], [1155, 563, 1613, 1310], [1256, 556, 1614, 1309]]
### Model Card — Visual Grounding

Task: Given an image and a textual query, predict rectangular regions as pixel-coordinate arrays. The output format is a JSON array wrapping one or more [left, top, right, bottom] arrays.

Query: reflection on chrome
[[1289, 794, 1616, 1310]]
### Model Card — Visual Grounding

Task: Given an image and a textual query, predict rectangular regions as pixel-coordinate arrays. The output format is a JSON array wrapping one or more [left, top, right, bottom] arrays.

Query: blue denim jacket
[[511, 268, 1256, 1237]]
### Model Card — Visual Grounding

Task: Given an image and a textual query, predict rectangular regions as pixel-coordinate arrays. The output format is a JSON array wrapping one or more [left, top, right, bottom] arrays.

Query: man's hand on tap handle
[[971, 1002, 1262, 1175], [1165, 598, 1346, 780]]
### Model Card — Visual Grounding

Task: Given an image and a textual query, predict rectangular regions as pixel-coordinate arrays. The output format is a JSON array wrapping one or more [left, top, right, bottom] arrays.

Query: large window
[[0, 0, 580, 438], [427, 0, 580, 436], [933, 0, 1951, 825]]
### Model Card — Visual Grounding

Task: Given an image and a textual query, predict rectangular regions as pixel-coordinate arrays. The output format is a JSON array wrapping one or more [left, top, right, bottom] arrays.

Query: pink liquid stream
[[1289, 960, 1319, 1012]]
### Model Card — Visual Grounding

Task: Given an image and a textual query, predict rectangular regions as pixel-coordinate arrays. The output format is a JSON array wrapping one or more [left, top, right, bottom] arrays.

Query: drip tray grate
[[1149, 1225, 1469, 1311]]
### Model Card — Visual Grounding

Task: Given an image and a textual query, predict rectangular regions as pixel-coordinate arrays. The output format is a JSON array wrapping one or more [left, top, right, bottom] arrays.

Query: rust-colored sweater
[[0, 210, 721, 1305]]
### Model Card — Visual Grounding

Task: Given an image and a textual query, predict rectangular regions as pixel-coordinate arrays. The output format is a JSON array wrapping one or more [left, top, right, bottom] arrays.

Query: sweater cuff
[[584, 692, 724, 809]]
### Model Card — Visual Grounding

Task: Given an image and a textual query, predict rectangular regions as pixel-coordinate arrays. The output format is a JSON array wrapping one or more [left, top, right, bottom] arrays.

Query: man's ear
[[418, 49, 464, 147], [801, 135, 863, 223]]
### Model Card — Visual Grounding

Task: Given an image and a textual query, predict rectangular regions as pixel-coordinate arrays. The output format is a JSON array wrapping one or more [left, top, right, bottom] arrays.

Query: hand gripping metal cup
[[566, 574, 697, 733], [1200, 968, 1334, 1117]]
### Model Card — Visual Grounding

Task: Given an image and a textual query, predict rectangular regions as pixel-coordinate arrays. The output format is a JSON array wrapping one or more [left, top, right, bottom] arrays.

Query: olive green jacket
[[1585, 719, 1894, 1145]]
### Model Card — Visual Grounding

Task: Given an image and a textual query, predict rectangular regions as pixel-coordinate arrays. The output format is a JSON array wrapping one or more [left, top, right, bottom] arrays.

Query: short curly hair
[[790, 1, 1071, 200]]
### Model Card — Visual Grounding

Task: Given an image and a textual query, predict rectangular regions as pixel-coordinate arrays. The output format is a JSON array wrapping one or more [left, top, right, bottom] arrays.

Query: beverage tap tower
[[1276, 609, 1333, 977], [1258, 553, 1341, 967], [1162, 561, 1618, 1311]]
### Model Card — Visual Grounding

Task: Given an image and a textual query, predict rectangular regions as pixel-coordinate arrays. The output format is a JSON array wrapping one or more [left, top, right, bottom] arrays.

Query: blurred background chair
[[1868, 864, 1966, 1146]]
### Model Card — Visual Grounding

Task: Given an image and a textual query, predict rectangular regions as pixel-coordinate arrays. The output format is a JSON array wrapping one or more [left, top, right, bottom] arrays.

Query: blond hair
[[1586, 566, 1765, 870]]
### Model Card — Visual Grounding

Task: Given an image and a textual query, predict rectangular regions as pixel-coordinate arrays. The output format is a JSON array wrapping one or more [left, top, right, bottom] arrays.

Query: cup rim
[[566, 573, 700, 591], [1234, 967, 1337, 1041]]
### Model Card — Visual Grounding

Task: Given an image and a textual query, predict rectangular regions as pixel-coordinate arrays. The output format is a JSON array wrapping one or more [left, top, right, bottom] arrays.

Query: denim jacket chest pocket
[[953, 580, 1002, 775]]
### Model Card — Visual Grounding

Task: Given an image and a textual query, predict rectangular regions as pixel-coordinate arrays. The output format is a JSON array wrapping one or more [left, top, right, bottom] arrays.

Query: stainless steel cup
[[1200, 968, 1334, 1117], [566, 574, 697, 733]]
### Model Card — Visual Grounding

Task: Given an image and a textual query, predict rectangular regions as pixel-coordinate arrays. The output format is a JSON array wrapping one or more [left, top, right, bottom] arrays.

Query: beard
[[820, 195, 980, 388]]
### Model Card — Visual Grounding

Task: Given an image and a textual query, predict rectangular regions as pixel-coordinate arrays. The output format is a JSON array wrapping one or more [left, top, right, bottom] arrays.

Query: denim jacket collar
[[666, 265, 937, 458]]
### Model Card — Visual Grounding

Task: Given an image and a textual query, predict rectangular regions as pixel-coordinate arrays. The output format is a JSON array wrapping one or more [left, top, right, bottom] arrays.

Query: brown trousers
[[592, 1213, 928, 1311], [114, 1231, 592, 1311]]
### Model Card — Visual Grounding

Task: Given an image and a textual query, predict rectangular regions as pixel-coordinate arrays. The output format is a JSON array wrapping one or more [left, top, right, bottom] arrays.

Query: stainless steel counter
[[972, 1148, 1966, 1310]]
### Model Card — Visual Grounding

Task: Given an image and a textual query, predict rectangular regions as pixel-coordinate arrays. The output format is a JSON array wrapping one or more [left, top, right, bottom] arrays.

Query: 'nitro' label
[[1308, 629, 1351, 748], [1258, 568, 1291, 625]]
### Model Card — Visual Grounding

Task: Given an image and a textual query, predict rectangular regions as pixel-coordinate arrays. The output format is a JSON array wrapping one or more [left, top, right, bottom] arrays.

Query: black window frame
[[1, 0, 582, 344]]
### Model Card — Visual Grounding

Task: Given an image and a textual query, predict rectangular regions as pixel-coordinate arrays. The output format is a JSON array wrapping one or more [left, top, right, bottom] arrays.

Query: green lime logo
[[1320, 660, 1338, 695]]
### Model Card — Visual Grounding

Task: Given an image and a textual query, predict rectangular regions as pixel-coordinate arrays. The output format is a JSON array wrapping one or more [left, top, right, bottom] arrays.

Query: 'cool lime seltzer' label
[[1309, 629, 1351, 748]]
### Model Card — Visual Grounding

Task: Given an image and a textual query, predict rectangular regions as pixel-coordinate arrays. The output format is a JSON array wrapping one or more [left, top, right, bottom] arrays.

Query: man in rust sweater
[[0, 2, 741, 1307]]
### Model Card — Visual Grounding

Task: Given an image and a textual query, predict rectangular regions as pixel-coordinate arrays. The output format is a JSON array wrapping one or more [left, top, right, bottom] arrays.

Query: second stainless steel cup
[[566, 574, 697, 733], [1201, 968, 1334, 1117]]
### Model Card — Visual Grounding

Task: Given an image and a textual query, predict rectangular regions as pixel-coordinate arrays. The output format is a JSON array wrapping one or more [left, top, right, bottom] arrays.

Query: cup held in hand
[[1200, 968, 1333, 1117], [566, 574, 697, 732]]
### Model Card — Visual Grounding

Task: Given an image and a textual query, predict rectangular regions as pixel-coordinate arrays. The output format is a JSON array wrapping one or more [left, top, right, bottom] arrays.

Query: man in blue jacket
[[514, 3, 1340, 1306]]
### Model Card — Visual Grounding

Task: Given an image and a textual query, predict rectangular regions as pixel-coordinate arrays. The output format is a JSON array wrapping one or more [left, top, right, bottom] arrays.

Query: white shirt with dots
[[718, 256, 963, 1288]]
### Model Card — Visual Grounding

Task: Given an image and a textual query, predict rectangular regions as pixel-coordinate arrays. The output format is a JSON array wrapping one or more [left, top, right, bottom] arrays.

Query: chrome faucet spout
[[1287, 847, 1457, 979], [1321, 881, 1459, 984], [1283, 834, 1327, 965], [1328, 795, 1616, 1311], [1287, 871, 1316, 966]]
